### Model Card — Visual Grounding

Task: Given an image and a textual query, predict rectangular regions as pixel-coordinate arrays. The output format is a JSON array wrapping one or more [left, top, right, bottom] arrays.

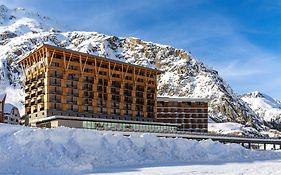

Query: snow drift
[[0, 124, 281, 175]]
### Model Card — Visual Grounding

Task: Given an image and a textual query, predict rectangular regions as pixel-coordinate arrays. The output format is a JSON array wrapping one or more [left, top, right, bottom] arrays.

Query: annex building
[[157, 97, 208, 132], [18, 44, 208, 133]]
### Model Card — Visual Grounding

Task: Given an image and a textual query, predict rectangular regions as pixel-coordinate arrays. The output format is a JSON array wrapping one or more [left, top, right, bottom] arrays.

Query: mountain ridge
[[241, 91, 281, 130]]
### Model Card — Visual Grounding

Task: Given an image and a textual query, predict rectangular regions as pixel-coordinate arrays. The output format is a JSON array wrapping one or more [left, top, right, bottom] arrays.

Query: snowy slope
[[241, 91, 281, 129], [0, 5, 267, 131], [208, 122, 261, 136], [0, 5, 64, 35], [0, 123, 280, 175]]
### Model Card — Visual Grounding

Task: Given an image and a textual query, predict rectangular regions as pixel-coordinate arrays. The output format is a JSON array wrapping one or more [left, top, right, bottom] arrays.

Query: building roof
[[0, 93, 6, 102], [17, 43, 160, 73], [4, 103, 16, 113], [157, 96, 210, 103]]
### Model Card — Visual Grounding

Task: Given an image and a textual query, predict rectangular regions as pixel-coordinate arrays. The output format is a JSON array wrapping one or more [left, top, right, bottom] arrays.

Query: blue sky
[[2, 0, 281, 99]]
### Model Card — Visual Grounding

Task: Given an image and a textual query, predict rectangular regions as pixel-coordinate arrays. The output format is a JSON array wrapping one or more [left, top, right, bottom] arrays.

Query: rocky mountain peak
[[0, 5, 8, 13], [241, 91, 281, 105], [243, 91, 265, 98], [241, 91, 281, 130], [0, 5, 64, 36]]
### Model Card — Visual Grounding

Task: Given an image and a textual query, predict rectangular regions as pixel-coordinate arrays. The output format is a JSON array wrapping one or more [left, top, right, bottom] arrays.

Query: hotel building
[[18, 44, 167, 129], [18, 44, 208, 133], [157, 97, 208, 132]]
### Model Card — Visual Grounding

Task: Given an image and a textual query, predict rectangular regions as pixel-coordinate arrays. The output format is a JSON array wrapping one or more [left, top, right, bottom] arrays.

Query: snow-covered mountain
[[0, 5, 268, 131], [241, 91, 281, 130]]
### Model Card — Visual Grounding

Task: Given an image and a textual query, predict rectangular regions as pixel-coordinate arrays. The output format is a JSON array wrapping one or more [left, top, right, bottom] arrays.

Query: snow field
[[0, 124, 281, 174]]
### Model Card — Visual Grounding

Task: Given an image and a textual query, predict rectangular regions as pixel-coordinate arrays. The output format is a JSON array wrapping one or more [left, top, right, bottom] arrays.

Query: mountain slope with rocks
[[0, 5, 267, 132], [241, 91, 281, 130]]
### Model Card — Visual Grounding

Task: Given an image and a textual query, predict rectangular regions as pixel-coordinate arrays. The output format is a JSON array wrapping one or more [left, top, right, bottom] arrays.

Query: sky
[[2, 0, 281, 99]]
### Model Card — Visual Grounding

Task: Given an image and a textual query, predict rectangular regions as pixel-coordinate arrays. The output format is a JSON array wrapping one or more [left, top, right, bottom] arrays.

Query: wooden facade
[[157, 97, 208, 132], [18, 44, 159, 126]]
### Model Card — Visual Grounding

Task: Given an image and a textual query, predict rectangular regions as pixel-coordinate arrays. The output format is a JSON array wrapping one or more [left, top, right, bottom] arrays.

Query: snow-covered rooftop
[[4, 103, 15, 113]]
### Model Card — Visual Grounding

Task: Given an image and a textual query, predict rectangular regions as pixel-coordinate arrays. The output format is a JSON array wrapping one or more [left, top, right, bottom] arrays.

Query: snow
[[0, 5, 65, 34], [3, 87, 24, 115], [0, 93, 6, 101], [241, 91, 281, 122], [3, 103, 14, 113], [0, 124, 281, 174], [208, 122, 261, 136], [93, 160, 281, 175], [209, 122, 244, 134]]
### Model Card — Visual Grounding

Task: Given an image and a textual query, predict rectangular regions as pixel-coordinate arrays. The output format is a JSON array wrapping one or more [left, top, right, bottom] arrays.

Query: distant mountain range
[[1, 4, 280, 134]]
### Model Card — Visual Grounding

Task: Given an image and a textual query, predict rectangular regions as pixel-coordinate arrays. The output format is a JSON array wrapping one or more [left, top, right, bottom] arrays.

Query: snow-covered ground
[[93, 160, 281, 175], [208, 122, 261, 136], [0, 123, 281, 174]]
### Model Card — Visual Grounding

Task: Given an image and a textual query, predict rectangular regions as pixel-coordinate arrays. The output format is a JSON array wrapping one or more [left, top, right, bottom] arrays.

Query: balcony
[[50, 98, 61, 103], [26, 107, 31, 114], [50, 90, 62, 95], [37, 96, 44, 103], [67, 92, 79, 97], [82, 86, 93, 91], [37, 78, 44, 84], [25, 80, 32, 85], [68, 77, 79, 81], [30, 101, 36, 105], [30, 82, 36, 88], [37, 88, 44, 94], [66, 84, 78, 89], [38, 73, 45, 79], [66, 100, 77, 104], [50, 74, 63, 79], [30, 93, 36, 98], [83, 101, 93, 105], [25, 90, 31, 96], [25, 96, 30, 101], [25, 103, 30, 108], [31, 77, 37, 82], [83, 78, 94, 83], [37, 99, 43, 104], [50, 83, 61, 87]]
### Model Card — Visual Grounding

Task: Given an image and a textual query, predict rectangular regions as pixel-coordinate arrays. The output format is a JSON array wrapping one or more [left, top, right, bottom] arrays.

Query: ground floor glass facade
[[82, 120, 177, 132]]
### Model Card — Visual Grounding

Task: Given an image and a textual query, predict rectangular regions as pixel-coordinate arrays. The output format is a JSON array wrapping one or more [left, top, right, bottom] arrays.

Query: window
[[84, 68, 93, 73], [51, 62, 60, 67]]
